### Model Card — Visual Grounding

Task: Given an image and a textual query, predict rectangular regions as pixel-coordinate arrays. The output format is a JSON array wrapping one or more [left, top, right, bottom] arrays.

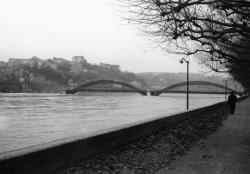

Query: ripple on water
[[0, 93, 224, 153]]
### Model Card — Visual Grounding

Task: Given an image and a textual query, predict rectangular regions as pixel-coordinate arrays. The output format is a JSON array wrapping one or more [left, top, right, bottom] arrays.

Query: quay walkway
[[53, 97, 250, 174], [156, 97, 250, 174]]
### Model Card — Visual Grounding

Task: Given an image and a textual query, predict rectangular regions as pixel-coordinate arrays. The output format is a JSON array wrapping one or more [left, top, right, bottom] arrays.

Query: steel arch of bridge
[[151, 81, 238, 96], [65, 80, 147, 95]]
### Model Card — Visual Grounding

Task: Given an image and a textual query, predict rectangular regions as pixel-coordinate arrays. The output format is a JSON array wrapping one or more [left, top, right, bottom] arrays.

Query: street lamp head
[[180, 58, 189, 64]]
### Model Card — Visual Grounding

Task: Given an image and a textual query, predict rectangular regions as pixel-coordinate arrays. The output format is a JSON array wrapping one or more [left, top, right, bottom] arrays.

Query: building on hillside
[[31, 56, 44, 67], [37, 61, 45, 68], [71, 56, 88, 74], [0, 61, 7, 67], [0, 67, 12, 80], [52, 57, 70, 64], [68, 79, 79, 87], [71, 64, 88, 74], [29, 73, 51, 84], [8, 57, 44, 68], [14, 69, 25, 77], [130, 81, 142, 88], [72, 56, 87, 64], [100, 63, 120, 71], [8, 58, 36, 67], [0, 72, 6, 81], [44, 60, 58, 71], [111, 80, 122, 88], [88, 69, 99, 75]]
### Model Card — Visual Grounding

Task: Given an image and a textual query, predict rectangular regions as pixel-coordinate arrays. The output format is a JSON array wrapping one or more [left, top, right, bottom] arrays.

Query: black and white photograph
[[0, 0, 249, 173]]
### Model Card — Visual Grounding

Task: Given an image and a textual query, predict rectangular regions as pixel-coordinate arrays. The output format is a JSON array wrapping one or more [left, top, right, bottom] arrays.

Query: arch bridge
[[150, 81, 244, 96], [65, 80, 147, 95]]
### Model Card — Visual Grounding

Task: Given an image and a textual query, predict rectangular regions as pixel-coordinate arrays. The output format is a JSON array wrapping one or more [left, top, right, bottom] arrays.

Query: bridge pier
[[65, 90, 77, 94], [140, 91, 148, 96], [150, 91, 160, 96]]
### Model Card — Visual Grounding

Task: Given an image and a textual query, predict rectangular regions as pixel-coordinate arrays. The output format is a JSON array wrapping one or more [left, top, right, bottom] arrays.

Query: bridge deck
[[158, 91, 242, 94], [64, 80, 246, 96], [65, 89, 147, 95]]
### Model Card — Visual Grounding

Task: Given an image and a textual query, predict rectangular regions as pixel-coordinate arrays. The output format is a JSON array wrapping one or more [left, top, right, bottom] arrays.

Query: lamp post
[[223, 79, 227, 101], [180, 58, 189, 110]]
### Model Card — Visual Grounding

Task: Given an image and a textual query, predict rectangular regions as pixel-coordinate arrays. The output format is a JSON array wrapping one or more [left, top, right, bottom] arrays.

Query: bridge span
[[65, 80, 147, 95], [150, 81, 244, 96], [65, 80, 245, 96]]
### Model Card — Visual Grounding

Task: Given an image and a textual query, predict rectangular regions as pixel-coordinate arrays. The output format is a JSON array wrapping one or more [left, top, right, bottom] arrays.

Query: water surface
[[0, 93, 224, 153]]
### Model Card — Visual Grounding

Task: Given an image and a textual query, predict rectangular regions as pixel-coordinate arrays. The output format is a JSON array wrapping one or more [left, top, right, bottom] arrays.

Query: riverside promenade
[[54, 97, 250, 174], [157, 97, 250, 174]]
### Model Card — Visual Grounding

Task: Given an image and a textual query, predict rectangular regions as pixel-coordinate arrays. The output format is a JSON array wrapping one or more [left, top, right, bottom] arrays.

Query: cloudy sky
[[0, 0, 204, 73]]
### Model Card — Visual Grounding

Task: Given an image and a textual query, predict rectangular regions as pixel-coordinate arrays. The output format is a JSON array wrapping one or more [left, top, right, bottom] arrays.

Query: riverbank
[[53, 103, 229, 174], [157, 97, 250, 174]]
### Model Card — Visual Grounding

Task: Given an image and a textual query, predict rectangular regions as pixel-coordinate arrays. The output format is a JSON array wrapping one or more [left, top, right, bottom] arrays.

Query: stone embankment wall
[[0, 98, 247, 174]]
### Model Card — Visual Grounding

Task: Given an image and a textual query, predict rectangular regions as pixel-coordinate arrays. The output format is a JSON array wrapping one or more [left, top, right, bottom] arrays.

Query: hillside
[[0, 56, 147, 93]]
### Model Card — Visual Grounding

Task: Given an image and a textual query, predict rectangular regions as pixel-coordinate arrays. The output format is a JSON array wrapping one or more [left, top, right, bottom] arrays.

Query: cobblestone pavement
[[53, 105, 229, 174]]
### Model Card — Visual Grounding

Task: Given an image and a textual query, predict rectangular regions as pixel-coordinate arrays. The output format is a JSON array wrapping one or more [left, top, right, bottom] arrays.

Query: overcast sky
[[0, 0, 205, 73]]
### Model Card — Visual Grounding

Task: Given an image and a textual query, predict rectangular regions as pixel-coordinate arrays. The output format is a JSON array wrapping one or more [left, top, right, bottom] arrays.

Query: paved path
[[156, 97, 250, 174]]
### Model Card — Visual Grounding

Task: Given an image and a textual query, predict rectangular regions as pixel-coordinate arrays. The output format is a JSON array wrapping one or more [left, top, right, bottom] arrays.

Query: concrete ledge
[[0, 101, 231, 174]]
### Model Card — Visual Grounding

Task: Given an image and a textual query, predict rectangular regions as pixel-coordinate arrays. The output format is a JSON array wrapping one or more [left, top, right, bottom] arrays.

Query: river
[[0, 93, 224, 154]]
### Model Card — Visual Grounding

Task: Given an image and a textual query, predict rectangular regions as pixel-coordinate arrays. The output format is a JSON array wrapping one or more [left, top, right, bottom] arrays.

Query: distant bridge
[[65, 80, 245, 96], [150, 81, 244, 96], [65, 80, 147, 95]]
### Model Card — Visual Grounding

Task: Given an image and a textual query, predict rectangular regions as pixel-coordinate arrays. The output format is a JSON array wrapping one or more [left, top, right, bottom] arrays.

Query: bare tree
[[227, 37, 250, 89], [120, 0, 250, 73]]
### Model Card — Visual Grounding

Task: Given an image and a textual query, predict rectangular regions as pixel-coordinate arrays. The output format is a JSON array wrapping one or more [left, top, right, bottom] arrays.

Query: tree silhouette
[[121, 0, 250, 71]]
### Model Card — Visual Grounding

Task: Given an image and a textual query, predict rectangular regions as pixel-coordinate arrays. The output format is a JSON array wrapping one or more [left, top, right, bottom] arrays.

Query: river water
[[0, 93, 224, 154]]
